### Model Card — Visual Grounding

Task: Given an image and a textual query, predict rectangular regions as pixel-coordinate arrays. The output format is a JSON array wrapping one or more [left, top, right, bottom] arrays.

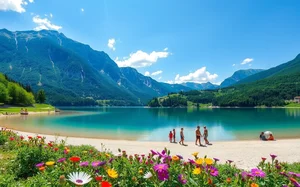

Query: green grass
[[0, 104, 55, 114], [285, 102, 300, 107]]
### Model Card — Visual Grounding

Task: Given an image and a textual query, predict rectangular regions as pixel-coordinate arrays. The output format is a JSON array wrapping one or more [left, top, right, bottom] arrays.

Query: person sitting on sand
[[203, 126, 210, 145], [260, 132, 267, 141], [195, 126, 203, 146], [268, 134, 275, 141], [179, 128, 184, 145], [169, 131, 173, 143], [173, 129, 176, 143]]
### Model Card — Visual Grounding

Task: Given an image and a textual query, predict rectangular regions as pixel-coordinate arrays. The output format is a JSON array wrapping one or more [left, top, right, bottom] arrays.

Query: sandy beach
[[4, 128, 300, 170]]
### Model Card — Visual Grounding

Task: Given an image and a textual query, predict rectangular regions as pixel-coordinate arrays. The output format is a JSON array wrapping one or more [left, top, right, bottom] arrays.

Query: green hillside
[[0, 73, 35, 106], [149, 54, 300, 107]]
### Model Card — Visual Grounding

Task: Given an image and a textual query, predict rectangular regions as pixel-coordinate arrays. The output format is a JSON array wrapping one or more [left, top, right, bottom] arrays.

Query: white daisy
[[143, 171, 153, 179], [68, 172, 92, 186]]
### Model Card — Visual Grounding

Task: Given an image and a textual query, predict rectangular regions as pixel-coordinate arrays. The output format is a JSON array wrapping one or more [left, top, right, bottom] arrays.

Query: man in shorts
[[195, 126, 203, 146]]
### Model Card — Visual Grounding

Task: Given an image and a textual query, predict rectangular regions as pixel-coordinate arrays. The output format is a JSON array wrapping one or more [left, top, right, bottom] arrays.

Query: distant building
[[294, 96, 300, 103]]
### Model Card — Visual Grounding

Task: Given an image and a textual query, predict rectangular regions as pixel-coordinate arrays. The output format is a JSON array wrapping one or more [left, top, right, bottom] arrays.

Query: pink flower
[[153, 164, 168, 173], [251, 168, 266, 178]]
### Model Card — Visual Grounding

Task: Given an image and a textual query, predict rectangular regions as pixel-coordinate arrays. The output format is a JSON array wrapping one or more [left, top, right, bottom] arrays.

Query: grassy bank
[[0, 104, 55, 114]]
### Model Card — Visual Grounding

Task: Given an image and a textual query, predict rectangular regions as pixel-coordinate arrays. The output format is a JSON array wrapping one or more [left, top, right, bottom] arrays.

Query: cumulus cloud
[[115, 49, 170, 68], [164, 47, 168, 51], [29, 0, 34, 3], [144, 71, 150, 76], [151, 70, 163, 76], [167, 67, 218, 84], [241, 58, 253, 65], [33, 15, 62, 31], [0, 0, 27, 13], [108, 38, 116, 51]]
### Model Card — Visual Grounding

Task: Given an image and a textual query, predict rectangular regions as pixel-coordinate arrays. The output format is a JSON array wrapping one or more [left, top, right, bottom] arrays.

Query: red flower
[[9, 137, 14, 141], [48, 143, 53, 147], [262, 157, 267, 161], [20, 136, 24, 140], [37, 136, 42, 139], [28, 136, 32, 139], [101, 181, 112, 187], [69, 156, 81, 162], [54, 147, 59, 151], [95, 176, 102, 181]]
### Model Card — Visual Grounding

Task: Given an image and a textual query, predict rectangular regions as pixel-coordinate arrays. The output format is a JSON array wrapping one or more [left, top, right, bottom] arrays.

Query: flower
[[99, 161, 106, 166], [192, 152, 198, 157], [261, 157, 267, 161], [227, 160, 233, 164], [172, 155, 179, 161], [150, 150, 157, 155], [107, 168, 118, 178], [20, 136, 24, 140], [48, 142, 53, 147], [153, 164, 168, 172], [37, 136, 42, 139], [157, 171, 169, 181], [205, 158, 213, 165], [290, 177, 300, 187], [39, 166, 45, 171], [95, 176, 102, 181], [57, 158, 66, 163], [270, 154, 277, 160], [45, 161, 55, 166], [176, 155, 183, 160], [188, 159, 196, 164], [209, 167, 219, 177], [92, 161, 101, 167], [213, 158, 219, 162], [9, 137, 14, 141], [139, 169, 143, 174], [195, 158, 203, 165], [178, 174, 187, 184], [68, 172, 92, 186], [251, 183, 259, 187], [79, 161, 89, 167], [35, 162, 44, 168], [28, 136, 32, 139], [208, 178, 213, 185], [251, 168, 266, 178], [226, 178, 231, 183], [101, 181, 112, 187], [193, 168, 201, 175], [69, 156, 81, 163], [143, 172, 153, 179]]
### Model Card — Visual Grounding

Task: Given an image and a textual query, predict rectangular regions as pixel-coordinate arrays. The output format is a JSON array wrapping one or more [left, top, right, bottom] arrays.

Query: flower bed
[[0, 129, 299, 186]]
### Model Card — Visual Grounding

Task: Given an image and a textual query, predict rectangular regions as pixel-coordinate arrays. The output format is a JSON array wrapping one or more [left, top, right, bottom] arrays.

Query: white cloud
[[158, 76, 162, 80], [232, 64, 236, 66], [33, 15, 62, 31], [151, 70, 163, 76], [144, 71, 150, 76], [81, 8, 84, 12], [115, 49, 170, 68], [29, 0, 34, 3], [167, 67, 218, 84], [0, 0, 27, 13], [164, 47, 168, 51], [50, 13, 53, 18], [107, 38, 116, 51], [241, 58, 253, 65]]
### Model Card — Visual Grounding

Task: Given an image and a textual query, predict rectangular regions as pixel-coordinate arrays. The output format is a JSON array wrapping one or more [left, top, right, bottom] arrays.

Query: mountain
[[181, 82, 219, 90], [148, 54, 300, 107], [236, 54, 300, 85], [220, 69, 264, 88], [0, 29, 190, 105]]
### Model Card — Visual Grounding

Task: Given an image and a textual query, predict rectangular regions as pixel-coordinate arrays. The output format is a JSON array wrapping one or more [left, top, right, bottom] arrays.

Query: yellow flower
[[192, 152, 198, 157], [172, 155, 179, 161], [107, 168, 118, 178], [195, 158, 203, 165], [205, 158, 213, 165], [193, 168, 201, 175], [105, 153, 110, 157], [139, 169, 143, 174], [46, 161, 55, 166], [251, 183, 259, 187]]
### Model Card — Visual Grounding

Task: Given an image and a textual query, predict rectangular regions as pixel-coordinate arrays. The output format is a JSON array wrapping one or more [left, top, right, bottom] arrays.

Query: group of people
[[169, 126, 211, 146], [260, 131, 275, 141]]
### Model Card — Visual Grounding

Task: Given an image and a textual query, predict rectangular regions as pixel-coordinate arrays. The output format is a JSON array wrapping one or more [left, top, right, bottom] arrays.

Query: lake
[[1, 107, 300, 141]]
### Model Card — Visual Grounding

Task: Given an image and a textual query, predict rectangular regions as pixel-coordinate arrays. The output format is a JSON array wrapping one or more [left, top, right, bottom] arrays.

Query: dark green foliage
[[36, 89, 46, 103]]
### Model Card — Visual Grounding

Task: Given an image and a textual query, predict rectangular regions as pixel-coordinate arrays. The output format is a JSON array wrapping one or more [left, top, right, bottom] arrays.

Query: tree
[[0, 83, 8, 103], [36, 90, 46, 103]]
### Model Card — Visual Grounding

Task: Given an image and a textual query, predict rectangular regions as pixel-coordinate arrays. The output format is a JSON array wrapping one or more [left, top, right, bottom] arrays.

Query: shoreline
[[2, 127, 300, 169]]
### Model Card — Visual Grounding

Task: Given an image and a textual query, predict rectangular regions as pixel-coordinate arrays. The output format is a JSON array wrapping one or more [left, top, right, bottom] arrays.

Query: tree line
[[0, 73, 46, 106]]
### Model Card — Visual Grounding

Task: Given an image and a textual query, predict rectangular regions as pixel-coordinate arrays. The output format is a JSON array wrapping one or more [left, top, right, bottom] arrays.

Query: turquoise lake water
[[1, 107, 300, 141]]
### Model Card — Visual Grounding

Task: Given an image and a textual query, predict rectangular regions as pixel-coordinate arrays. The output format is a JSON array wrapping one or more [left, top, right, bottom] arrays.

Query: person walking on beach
[[169, 131, 173, 143], [195, 126, 203, 146], [179, 128, 185, 145], [173, 129, 176, 143], [203, 126, 211, 145]]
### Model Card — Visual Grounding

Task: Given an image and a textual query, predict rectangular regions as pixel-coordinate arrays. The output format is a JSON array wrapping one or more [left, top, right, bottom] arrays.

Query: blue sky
[[1, 0, 300, 84]]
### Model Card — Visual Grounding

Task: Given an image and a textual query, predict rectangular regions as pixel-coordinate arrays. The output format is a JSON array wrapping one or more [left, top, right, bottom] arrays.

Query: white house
[[294, 96, 300, 103]]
